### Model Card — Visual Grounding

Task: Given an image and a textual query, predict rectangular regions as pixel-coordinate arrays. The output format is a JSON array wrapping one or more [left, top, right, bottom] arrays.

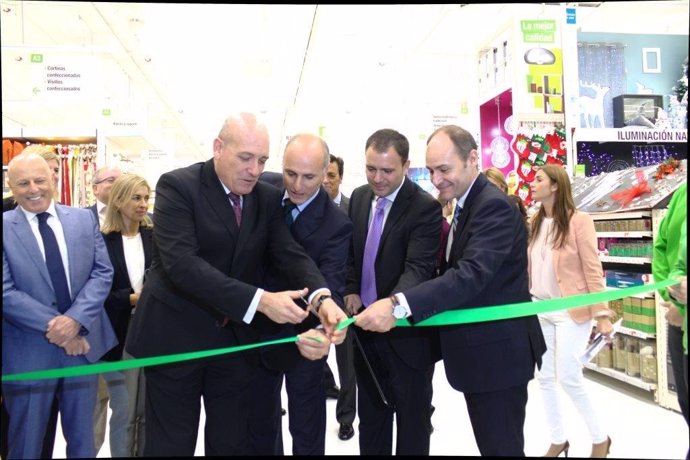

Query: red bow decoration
[[610, 170, 651, 207]]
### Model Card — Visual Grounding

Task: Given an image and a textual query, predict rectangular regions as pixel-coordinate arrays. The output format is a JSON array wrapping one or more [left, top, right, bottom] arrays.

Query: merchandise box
[[612, 94, 663, 128], [605, 271, 649, 288]]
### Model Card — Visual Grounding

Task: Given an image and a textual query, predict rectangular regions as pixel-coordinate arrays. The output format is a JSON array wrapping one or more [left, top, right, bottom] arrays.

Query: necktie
[[446, 204, 463, 261], [361, 197, 387, 307], [283, 198, 298, 226], [37, 212, 71, 313], [452, 204, 463, 229], [228, 192, 242, 226]]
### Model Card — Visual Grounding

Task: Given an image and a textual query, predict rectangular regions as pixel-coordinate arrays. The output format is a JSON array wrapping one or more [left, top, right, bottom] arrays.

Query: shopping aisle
[[55, 350, 688, 458]]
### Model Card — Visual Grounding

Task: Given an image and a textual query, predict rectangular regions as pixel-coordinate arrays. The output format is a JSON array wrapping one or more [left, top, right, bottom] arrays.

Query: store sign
[[30, 52, 100, 100], [520, 20, 556, 44], [566, 8, 576, 25]]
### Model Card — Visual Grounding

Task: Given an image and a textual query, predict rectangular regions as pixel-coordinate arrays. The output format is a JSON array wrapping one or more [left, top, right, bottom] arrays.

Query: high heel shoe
[[591, 436, 612, 458], [543, 440, 569, 457]]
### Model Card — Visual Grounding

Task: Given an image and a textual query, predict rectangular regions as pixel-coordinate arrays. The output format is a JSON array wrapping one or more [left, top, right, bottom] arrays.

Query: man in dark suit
[[322, 153, 358, 440], [249, 133, 353, 455], [358, 125, 546, 456], [3, 152, 117, 459], [87, 165, 123, 227], [345, 128, 442, 455], [125, 112, 347, 457], [84, 164, 122, 454]]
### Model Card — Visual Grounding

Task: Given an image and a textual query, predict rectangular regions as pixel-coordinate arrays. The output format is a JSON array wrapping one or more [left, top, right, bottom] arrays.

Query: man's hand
[[354, 297, 397, 333], [317, 298, 348, 345], [667, 276, 687, 305], [61, 336, 90, 356], [258, 288, 310, 324], [662, 301, 684, 327], [46, 315, 81, 346], [344, 294, 362, 316], [296, 329, 330, 361]]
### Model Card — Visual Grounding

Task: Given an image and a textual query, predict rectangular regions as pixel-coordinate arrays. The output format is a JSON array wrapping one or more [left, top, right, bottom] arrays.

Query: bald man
[[125, 113, 348, 456]]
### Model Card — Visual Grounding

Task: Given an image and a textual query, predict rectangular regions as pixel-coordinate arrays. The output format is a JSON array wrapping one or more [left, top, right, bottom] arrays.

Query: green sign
[[102, 108, 111, 116], [521, 20, 556, 43], [575, 164, 586, 177], [30, 54, 43, 63]]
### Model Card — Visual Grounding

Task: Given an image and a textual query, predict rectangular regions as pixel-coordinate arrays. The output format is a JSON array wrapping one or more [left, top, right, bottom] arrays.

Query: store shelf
[[597, 231, 653, 238], [605, 285, 654, 300], [584, 362, 657, 391], [591, 210, 652, 220], [600, 255, 652, 264], [618, 325, 656, 339]]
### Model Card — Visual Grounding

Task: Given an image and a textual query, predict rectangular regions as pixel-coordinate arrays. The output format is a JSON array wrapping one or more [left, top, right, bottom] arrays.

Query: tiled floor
[[54, 349, 688, 458]]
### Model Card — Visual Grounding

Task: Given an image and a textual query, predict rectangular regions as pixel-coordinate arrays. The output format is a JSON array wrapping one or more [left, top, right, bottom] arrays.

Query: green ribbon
[[2, 279, 677, 382]]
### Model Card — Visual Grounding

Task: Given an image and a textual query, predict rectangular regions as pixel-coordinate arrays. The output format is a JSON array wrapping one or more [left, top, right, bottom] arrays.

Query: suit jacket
[[528, 211, 607, 324], [403, 173, 546, 393], [256, 186, 353, 370], [126, 159, 328, 363], [101, 227, 154, 361], [3, 204, 117, 376], [87, 203, 98, 221], [346, 177, 442, 369], [338, 194, 350, 213]]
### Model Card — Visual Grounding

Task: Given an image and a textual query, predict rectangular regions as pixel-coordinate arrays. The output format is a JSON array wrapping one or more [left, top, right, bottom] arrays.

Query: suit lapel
[[450, 174, 485, 258], [56, 205, 82, 291], [200, 160, 239, 239], [292, 188, 327, 241], [355, 187, 375, 259], [106, 232, 129, 284], [380, 177, 412, 246], [8, 209, 53, 287]]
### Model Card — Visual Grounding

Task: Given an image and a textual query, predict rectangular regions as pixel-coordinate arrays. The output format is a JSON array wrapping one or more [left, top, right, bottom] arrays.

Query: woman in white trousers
[[528, 165, 613, 458]]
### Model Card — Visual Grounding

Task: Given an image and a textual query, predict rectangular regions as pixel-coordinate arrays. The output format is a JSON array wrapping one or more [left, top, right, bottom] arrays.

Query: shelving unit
[[526, 73, 564, 113], [587, 209, 665, 403], [584, 362, 657, 392]]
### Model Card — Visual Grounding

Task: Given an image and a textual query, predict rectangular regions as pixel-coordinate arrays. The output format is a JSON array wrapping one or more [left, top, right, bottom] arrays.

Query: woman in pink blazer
[[528, 165, 613, 458]]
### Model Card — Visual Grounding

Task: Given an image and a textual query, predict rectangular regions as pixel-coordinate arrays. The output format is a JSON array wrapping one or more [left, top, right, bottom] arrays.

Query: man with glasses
[[86, 164, 122, 455], [88, 166, 123, 227]]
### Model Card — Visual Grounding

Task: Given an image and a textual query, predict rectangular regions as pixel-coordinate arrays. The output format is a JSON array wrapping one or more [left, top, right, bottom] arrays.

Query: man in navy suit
[[358, 125, 546, 456], [249, 133, 353, 455], [125, 113, 347, 456], [345, 128, 442, 455], [322, 153, 358, 440], [3, 152, 117, 459]]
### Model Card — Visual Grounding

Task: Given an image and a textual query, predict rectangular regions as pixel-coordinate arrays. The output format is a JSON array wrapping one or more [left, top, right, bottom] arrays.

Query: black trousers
[[464, 383, 529, 457], [668, 325, 689, 426], [142, 355, 255, 456]]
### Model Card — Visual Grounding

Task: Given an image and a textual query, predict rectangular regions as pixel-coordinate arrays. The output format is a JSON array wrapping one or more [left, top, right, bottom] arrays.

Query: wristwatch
[[389, 294, 407, 319]]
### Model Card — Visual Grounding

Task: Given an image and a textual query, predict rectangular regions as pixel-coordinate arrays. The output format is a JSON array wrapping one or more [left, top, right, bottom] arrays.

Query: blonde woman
[[98, 174, 153, 457], [528, 165, 613, 458], [484, 166, 508, 194]]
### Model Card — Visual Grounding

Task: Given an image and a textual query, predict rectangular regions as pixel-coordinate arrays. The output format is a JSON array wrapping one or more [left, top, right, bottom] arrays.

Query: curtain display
[[577, 42, 626, 128], [2, 139, 97, 208]]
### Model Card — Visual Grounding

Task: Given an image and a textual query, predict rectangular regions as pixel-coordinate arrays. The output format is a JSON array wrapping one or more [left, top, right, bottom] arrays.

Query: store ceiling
[[1, 1, 689, 167]]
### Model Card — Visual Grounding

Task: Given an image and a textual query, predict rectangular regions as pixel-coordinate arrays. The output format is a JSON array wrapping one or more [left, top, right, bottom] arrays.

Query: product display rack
[[583, 207, 682, 413]]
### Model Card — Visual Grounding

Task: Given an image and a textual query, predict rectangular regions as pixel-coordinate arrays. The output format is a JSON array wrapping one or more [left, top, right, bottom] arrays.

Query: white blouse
[[122, 233, 146, 293], [529, 217, 562, 301]]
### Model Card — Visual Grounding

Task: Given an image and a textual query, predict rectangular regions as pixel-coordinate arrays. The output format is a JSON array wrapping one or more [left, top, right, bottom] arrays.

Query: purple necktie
[[228, 192, 242, 226], [361, 197, 387, 307]]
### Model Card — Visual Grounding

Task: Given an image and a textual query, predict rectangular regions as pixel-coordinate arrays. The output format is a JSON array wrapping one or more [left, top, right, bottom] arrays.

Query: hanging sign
[[30, 51, 100, 100]]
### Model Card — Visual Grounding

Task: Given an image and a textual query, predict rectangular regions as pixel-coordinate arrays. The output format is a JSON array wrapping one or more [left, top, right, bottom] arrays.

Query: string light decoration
[[490, 97, 510, 168]]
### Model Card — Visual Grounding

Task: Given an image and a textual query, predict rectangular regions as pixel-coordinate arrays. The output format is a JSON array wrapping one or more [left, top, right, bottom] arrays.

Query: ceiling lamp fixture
[[490, 97, 510, 168]]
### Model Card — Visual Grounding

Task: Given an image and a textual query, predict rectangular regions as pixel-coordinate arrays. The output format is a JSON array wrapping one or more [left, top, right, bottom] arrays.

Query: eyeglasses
[[94, 177, 117, 184]]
